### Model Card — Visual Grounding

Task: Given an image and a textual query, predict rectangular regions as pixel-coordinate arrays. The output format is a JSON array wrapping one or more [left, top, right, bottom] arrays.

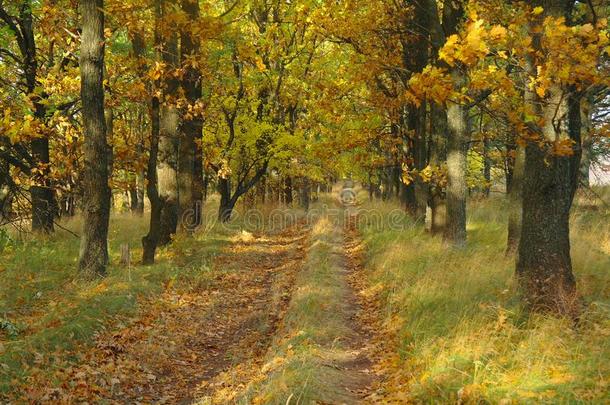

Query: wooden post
[[120, 243, 130, 266]]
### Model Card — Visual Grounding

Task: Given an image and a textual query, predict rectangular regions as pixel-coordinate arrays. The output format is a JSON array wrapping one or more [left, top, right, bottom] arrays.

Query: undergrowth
[[359, 189, 610, 403]]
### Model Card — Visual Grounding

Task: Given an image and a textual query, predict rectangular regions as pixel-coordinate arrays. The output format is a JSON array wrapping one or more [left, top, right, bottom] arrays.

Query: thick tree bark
[[508, 58, 535, 254], [142, 96, 163, 264], [517, 93, 580, 314], [415, 0, 463, 236], [177, 0, 203, 231], [434, 0, 467, 246], [429, 103, 447, 234], [157, 6, 179, 245], [408, 104, 428, 220], [158, 104, 179, 245], [193, 146, 204, 223], [402, 181, 417, 212], [506, 142, 525, 253], [516, 1, 581, 315], [444, 70, 469, 247], [78, 0, 111, 278]]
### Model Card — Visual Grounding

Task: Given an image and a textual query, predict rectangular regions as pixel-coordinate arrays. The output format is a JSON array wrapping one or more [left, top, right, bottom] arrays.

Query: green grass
[[359, 189, 610, 403], [0, 206, 232, 395]]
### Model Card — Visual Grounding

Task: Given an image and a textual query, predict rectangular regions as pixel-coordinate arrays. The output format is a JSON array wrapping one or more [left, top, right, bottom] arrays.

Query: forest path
[[334, 209, 381, 403], [196, 192, 382, 404], [29, 192, 384, 404], [38, 221, 309, 403]]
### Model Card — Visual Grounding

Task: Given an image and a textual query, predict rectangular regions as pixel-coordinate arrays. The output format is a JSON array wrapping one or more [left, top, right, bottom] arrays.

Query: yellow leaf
[[489, 25, 507, 40], [533, 6, 544, 15]]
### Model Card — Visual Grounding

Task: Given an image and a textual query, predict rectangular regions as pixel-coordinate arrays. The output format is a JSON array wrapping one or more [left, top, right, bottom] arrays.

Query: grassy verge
[[359, 190, 610, 403], [235, 216, 361, 404], [0, 202, 236, 395]]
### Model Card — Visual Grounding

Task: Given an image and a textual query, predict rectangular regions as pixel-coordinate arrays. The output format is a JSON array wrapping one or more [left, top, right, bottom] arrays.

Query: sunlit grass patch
[[360, 194, 610, 403]]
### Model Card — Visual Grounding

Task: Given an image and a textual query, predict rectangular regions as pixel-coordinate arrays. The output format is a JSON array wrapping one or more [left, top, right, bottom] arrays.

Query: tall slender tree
[[78, 0, 110, 278], [0, 0, 55, 232], [157, 0, 180, 244], [178, 0, 203, 231]]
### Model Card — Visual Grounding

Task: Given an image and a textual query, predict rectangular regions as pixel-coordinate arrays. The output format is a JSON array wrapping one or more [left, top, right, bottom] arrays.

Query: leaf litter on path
[[16, 222, 310, 404]]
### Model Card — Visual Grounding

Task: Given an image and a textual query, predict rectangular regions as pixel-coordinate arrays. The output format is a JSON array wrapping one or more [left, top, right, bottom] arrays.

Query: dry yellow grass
[[359, 190, 610, 403]]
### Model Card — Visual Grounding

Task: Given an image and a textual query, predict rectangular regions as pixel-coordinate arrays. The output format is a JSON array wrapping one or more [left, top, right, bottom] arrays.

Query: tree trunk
[[142, 96, 163, 264], [177, 0, 203, 232], [517, 93, 580, 314], [516, 1, 580, 315], [132, 35, 147, 216], [31, 138, 55, 233], [420, 0, 464, 237], [157, 11, 179, 245], [506, 142, 525, 253], [129, 184, 138, 212], [193, 147, 204, 224], [483, 136, 491, 197], [300, 177, 310, 211], [444, 70, 468, 247], [393, 164, 401, 199], [507, 55, 535, 254], [258, 177, 266, 204], [135, 112, 145, 215], [133, 19, 163, 264], [429, 103, 447, 234], [78, 0, 111, 278], [402, 0, 430, 220], [136, 171, 145, 214], [0, 161, 14, 221], [411, 104, 428, 221], [284, 176, 293, 206], [18, 0, 55, 233], [158, 105, 179, 245], [218, 177, 234, 222]]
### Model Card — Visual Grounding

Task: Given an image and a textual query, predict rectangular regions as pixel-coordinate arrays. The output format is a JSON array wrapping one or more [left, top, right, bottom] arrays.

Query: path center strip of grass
[[227, 216, 374, 405]]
